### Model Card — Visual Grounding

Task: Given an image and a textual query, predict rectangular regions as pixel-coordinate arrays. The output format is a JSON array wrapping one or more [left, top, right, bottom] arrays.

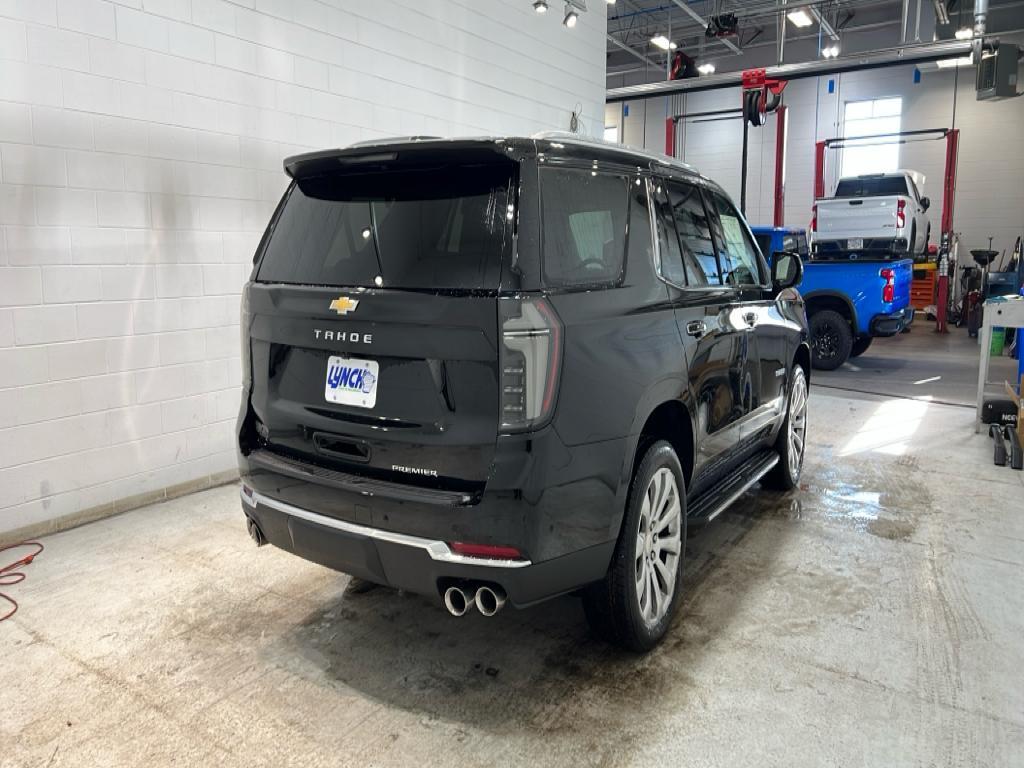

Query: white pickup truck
[[810, 171, 932, 259]]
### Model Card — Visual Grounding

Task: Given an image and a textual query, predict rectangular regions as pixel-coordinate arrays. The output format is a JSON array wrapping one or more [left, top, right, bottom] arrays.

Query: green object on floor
[[991, 327, 1005, 356]]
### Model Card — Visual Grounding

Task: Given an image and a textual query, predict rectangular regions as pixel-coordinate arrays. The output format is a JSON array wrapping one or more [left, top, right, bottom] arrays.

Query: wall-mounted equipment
[[976, 43, 1020, 100]]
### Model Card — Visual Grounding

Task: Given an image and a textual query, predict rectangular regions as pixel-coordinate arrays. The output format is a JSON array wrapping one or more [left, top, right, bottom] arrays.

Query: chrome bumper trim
[[241, 487, 532, 569]]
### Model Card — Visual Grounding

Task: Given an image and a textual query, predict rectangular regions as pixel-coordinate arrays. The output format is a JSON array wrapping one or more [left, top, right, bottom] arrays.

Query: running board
[[687, 450, 780, 524]]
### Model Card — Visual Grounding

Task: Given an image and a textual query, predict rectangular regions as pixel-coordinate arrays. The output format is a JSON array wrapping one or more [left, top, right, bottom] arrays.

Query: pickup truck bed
[[811, 172, 931, 259]]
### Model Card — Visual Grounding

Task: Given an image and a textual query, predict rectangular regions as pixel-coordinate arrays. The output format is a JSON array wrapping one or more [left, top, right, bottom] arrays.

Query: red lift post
[[665, 68, 788, 223], [811, 128, 960, 332]]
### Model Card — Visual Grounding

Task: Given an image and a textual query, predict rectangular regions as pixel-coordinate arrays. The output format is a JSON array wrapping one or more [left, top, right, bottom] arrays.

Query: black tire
[[583, 440, 686, 653], [849, 336, 873, 358], [809, 309, 853, 371], [762, 365, 808, 491], [909, 223, 917, 256]]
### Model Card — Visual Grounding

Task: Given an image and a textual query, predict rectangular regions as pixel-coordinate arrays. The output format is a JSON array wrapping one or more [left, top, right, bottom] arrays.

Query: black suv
[[238, 135, 809, 651]]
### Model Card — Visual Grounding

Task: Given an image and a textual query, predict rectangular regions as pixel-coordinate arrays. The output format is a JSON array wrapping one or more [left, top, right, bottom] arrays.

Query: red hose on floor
[[0, 542, 44, 622]]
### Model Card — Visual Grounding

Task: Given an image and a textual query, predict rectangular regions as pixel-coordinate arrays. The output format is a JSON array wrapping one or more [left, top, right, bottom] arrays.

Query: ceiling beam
[[668, 0, 743, 54], [606, 33, 662, 69], [810, 6, 840, 41]]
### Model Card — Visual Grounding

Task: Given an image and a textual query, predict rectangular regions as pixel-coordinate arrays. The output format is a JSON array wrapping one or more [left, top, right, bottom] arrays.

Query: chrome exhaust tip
[[246, 517, 266, 547], [475, 585, 507, 617], [443, 586, 474, 617]]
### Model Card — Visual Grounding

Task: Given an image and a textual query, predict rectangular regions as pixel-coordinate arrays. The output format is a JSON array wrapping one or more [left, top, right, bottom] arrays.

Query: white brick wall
[[0, 0, 607, 540]]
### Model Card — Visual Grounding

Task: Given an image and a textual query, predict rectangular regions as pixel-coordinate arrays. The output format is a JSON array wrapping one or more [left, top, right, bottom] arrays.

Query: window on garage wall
[[840, 97, 903, 178]]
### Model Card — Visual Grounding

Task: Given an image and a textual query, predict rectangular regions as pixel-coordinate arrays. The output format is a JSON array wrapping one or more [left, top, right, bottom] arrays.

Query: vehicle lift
[[664, 69, 788, 225], [664, 72, 961, 335], [812, 128, 961, 333]]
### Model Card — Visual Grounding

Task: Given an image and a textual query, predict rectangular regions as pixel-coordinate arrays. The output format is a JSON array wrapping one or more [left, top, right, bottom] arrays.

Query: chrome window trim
[[242, 488, 533, 569]]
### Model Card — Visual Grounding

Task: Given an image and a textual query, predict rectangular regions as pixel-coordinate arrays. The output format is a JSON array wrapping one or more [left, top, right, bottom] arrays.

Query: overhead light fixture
[[533, 0, 548, 12], [651, 34, 672, 50], [936, 54, 973, 68], [563, 3, 578, 27], [787, 8, 813, 27], [697, 62, 716, 74], [954, 27, 973, 40], [821, 45, 840, 58], [606, 0, 615, 4]]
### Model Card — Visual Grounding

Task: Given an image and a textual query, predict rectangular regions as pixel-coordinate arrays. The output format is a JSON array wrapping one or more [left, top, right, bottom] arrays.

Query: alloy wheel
[[634, 467, 682, 627], [788, 370, 808, 479]]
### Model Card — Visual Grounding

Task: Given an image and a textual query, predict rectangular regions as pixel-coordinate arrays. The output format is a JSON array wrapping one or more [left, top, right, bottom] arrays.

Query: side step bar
[[687, 450, 780, 524]]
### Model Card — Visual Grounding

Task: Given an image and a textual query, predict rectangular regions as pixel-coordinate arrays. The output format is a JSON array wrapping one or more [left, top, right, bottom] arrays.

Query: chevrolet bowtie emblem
[[329, 296, 359, 315]]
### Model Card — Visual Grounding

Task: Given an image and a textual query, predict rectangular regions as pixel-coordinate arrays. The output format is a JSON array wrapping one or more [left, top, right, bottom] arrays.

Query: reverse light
[[450, 541, 525, 560], [896, 198, 906, 228], [880, 268, 896, 303], [811, 204, 818, 232], [499, 297, 563, 433]]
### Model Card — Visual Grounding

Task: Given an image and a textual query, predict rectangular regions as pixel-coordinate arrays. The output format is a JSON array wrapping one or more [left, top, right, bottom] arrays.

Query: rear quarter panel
[[801, 258, 912, 335]]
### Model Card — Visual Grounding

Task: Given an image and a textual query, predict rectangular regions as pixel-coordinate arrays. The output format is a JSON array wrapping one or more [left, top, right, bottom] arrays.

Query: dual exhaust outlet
[[443, 584, 507, 617]]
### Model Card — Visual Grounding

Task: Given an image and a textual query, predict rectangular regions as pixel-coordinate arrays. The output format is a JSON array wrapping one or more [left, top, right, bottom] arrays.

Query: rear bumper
[[240, 487, 615, 607], [813, 237, 909, 258], [235, 421, 628, 607], [870, 307, 914, 336]]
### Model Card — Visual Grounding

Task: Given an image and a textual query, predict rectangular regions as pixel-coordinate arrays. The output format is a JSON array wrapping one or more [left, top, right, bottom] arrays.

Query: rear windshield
[[256, 162, 514, 290], [835, 176, 909, 198]]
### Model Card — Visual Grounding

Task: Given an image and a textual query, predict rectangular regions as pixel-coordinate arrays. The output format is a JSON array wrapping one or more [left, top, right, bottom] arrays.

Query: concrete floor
[[4, 390, 1024, 767], [816, 323, 1019, 406]]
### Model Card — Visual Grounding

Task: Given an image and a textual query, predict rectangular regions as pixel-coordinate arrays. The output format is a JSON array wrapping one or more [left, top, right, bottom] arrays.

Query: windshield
[[835, 176, 909, 198], [256, 162, 514, 290]]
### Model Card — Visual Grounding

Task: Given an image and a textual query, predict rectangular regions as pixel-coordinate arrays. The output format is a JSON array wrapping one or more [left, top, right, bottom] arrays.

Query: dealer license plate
[[324, 356, 378, 408]]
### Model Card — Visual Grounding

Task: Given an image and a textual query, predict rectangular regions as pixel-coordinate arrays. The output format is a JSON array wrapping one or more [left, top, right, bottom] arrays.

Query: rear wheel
[[763, 366, 808, 491], [809, 310, 853, 370], [850, 336, 873, 358], [583, 441, 686, 652]]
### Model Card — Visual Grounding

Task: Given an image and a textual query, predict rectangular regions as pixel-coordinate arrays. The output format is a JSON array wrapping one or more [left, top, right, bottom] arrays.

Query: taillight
[[811, 204, 817, 232], [896, 198, 906, 228], [880, 268, 895, 303], [498, 296, 562, 432]]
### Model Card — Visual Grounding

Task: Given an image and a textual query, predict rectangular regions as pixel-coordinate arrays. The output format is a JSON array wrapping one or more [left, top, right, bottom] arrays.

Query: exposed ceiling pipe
[[606, 39, 973, 102], [973, 0, 989, 60], [810, 7, 840, 41], [931, 0, 950, 26], [606, 33, 662, 68]]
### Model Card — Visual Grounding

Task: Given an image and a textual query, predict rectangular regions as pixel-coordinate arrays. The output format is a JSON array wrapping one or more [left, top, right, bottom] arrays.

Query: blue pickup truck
[[752, 227, 914, 370]]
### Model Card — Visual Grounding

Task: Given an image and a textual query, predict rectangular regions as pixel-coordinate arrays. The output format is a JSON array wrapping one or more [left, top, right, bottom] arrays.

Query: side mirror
[[771, 250, 803, 293], [920, 196, 931, 211]]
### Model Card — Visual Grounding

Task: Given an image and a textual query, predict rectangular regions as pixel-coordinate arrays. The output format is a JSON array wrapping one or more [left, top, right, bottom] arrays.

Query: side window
[[666, 181, 721, 286], [540, 169, 629, 287], [651, 183, 686, 286], [707, 191, 764, 287]]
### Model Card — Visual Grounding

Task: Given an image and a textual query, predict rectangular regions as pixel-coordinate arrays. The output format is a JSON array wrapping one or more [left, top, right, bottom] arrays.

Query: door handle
[[685, 320, 706, 337], [743, 312, 757, 327]]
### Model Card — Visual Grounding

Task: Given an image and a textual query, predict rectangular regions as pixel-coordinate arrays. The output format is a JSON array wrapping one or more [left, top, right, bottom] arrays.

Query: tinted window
[[652, 184, 687, 286], [707, 191, 763, 287], [666, 181, 720, 286], [257, 163, 513, 289], [835, 176, 909, 197], [781, 233, 809, 257], [541, 169, 629, 287]]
